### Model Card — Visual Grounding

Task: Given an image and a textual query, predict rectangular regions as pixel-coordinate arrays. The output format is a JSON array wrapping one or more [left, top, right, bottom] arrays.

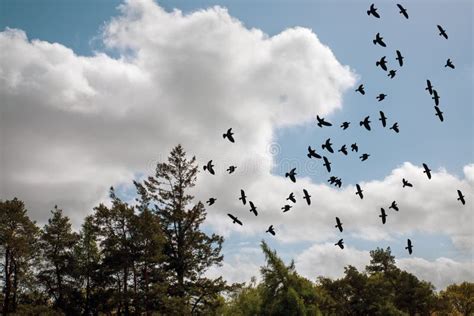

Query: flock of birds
[[203, 4, 466, 256]]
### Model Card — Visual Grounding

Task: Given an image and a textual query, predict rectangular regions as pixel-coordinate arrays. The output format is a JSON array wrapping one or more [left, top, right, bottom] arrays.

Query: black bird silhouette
[[266, 225, 276, 236], [367, 3, 380, 18], [203, 160, 215, 175], [397, 4, 409, 19], [355, 84, 365, 95], [227, 166, 237, 174], [360, 153, 370, 161], [328, 176, 338, 185], [396, 50, 404, 66], [335, 217, 343, 232], [405, 239, 413, 255], [239, 189, 247, 205], [249, 201, 258, 216], [303, 189, 311, 205], [437, 25, 448, 39], [282, 204, 292, 213], [402, 178, 413, 188], [223, 128, 235, 143], [390, 122, 400, 133], [388, 69, 397, 78], [351, 143, 359, 152], [376, 93, 387, 101], [322, 138, 334, 153], [355, 184, 364, 199], [432, 89, 440, 106], [338, 145, 348, 156], [389, 201, 399, 211], [422, 163, 432, 179], [457, 190, 465, 205], [434, 106, 444, 122], [317, 115, 332, 128], [206, 198, 216, 206], [227, 213, 243, 226], [379, 208, 387, 224], [285, 168, 297, 183], [335, 239, 344, 249], [323, 156, 332, 172], [360, 116, 371, 131], [341, 121, 350, 130], [373, 33, 387, 47], [376, 56, 388, 71], [307, 146, 322, 159], [379, 111, 387, 127], [334, 178, 342, 188], [445, 58, 455, 69], [286, 192, 296, 203], [426, 80, 434, 95]]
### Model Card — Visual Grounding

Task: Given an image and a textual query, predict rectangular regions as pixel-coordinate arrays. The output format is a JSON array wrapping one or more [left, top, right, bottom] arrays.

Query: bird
[[335, 217, 343, 232], [397, 4, 409, 19], [457, 190, 465, 205], [422, 163, 432, 179], [379, 111, 387, 127], [334, 178, 342, 188], [379, 208, 387, 224], [328, 176, 338, 185], [316, 115, 332, 128], [285, 168, 297, 183], [286, 192, 296, 203], [405, 239, 413, 255], [206, 198, 216, 206], [223, 128, 235, 143], [282, 204, 292, 213], [390, 122, 400, 133], [355, 184, 364, 199], [432, 89, 440, 106], [376, 56, 388, 71], [239, 189, 247, 205], [227, 166, 237, 174], [445, 58, 455, 69], [437, 25, 448, 39], [360, 116, 371, 131], [227, 214, 243, 226], [389, 201, 399, 211], [307, 146, 322, 159], [266, 225, 276, 236], [402, 178, 413, 188], [376, 93, 387, 101], [388, 70, 397, 78], [249, 201, 258, 216], [322, 138, 334, 153], [426, 80, 434, 95], [338, 145, 348, 156], [360, 154, 370, 161], [355, 84, 365, 95], [373, 33, 387, 47], [351, 143, 359, 152], [367, 3, 380, 18], [203, 160, 215, 175], [335, 239, 344, 249], [395, 50, 404, 66], [323, 156, 332, 172], [434, 106, 444, 122], [341, 121, 350, 130], [303, 189, 311, 205]]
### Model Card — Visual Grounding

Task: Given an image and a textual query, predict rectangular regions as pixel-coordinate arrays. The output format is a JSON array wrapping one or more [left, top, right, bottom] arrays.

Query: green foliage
[[439, 282, 474, 315]]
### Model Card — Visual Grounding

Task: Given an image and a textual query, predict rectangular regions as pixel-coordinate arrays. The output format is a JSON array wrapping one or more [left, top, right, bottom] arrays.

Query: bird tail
[[367, 10, 370, 15], [307, 153, 311, 158], [359, 121, 363, 126], [203, 166, 207, 171], [223, 133, 227, 138], [285, 173, 289, 178], [376, 61, 380, 66], [373, 39, 377, 44]]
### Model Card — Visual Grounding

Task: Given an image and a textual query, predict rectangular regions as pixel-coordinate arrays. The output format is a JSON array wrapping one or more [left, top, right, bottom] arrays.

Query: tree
[[440, 282, 474, 316]]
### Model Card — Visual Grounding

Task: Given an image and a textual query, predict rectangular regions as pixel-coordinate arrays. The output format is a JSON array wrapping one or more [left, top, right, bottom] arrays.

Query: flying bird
[[341, 121, 350, 130], [390, 122, 400, 133], [379, 208, 387, 224], [227, 166, 237, 174], [206, 198, 216, 206], [457, 190, 465, 205], [239, 189, 247, 205], [249, 201, 258, 216], [426, 80, 434, 95], [266, 225, 276, 236], [316, 115, 332, 128], [335, 217, 343, 232], [355, 184, 364, 199], [397, 4, 409, 19], [445, 59, 455, 69], [360, 116, 371, 131], [422, 163, 432, 179], [376, 56, 388, 71], [388, 69, 397, 78], [379, 111, 387, 127], [376, 93, 387, 101], [285, 168, 297, 183], [355, 84, 365, 95], [303, 189, 311, 205], [437, 25, 448, 39], [335, 239, 344, 249], [286, 192, 296, 203], [402, 178, 413, 188], [307, 146, 322, 159], [396, 50, 404, 66], [223, 128, 235, 143], [334, 178, 342, 188], [360, 153, 370, 161], [389, 201, 399, 211], [373, 33, 387, 47], [433, 106, 444, 122], [351, 143, 359, 152], [432, 89, 440, 106], [328, 176, 338, 185], [367, 3, 380, 18], [282, 204, 292, 213], [322, 138, 334, 153], [323, 156, 332, 172], [338, 145, 348, 156], [203, 160, 215, 175], [227, 214, 243, 226], [405, 239, 413, 255]]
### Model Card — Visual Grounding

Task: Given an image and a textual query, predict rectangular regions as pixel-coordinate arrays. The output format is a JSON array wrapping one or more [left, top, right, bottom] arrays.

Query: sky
[[1, 0, 472, 290]]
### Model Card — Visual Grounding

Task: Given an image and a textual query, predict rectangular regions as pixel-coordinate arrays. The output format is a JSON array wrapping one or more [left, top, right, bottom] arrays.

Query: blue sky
[[1, 0, 472, 286]]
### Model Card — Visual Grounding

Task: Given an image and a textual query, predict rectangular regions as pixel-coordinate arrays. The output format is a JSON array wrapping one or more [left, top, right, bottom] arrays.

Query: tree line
[[1, 145, 472, 315]]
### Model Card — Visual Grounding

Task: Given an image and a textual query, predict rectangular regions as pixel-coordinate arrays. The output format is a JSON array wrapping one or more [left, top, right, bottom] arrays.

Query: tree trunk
[[2, 247, 11, 315]]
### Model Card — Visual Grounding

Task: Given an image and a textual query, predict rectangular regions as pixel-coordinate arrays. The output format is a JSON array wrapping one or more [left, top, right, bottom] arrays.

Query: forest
[[1, 145, 472, 315]]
